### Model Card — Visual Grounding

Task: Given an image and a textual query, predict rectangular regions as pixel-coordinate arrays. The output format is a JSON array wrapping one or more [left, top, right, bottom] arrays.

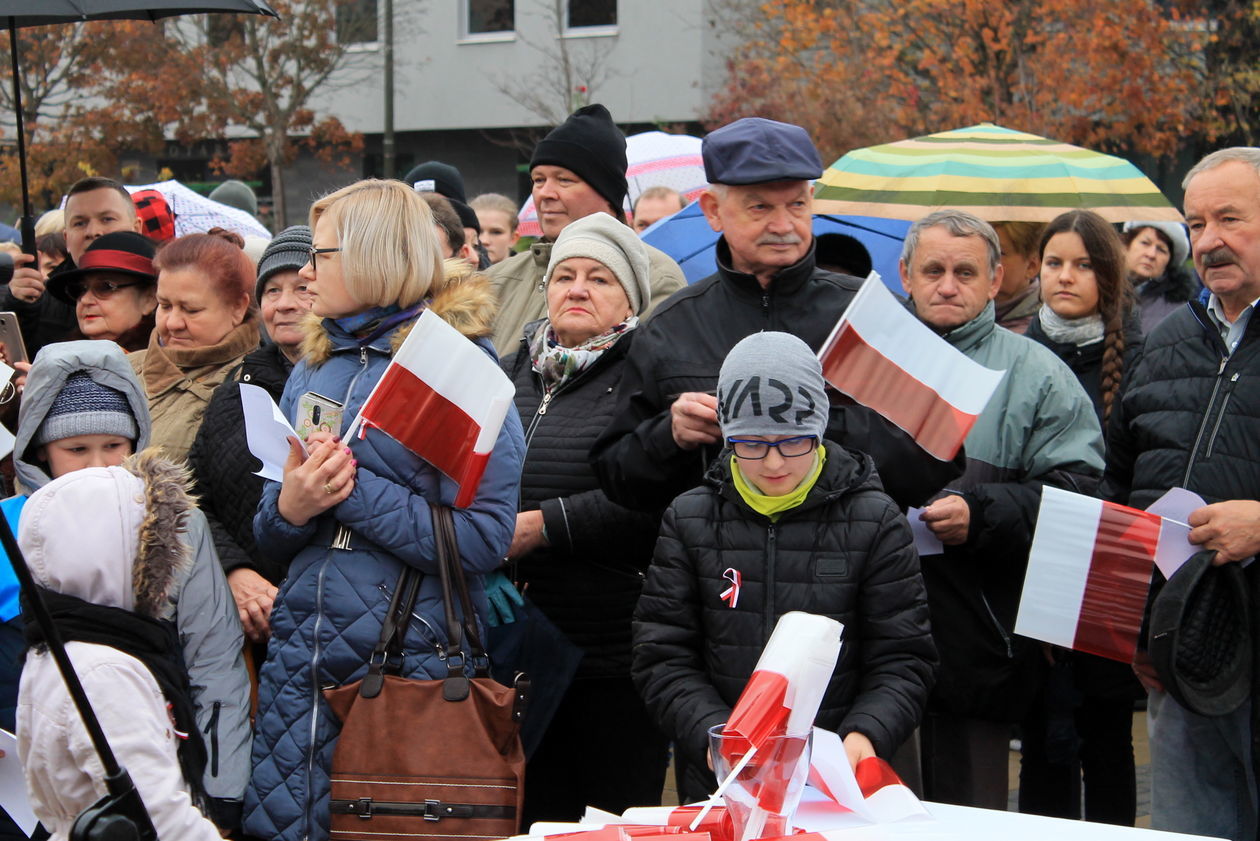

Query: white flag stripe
[[1015, 486, 1102, 648], [391, 310, 517, 453], [838, 280, 1006, 415]]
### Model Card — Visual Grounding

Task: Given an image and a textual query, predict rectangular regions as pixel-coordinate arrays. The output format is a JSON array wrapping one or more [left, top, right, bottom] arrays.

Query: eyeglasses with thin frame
[[727, 435, 819, 460], [67, 278, 142, 300], [307, 246, 341, 276]]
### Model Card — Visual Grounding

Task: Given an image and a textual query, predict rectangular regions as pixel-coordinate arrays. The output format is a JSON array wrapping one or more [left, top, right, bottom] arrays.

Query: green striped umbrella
[[814, 123, 1182, 224]]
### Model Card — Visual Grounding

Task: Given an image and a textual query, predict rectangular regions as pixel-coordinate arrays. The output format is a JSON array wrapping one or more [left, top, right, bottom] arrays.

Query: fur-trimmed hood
[[18, 449, 195, 618], [300, 261, 498, 366]]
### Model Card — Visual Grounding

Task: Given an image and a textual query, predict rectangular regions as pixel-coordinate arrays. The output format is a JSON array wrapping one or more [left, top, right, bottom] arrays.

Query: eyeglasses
[[727, 435, 819, 460], [307, 246, 340, 276], [66, 278, 141, 300]]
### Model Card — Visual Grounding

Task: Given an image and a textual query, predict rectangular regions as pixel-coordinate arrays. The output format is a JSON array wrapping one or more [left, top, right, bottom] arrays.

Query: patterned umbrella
[[813, 123, 1183, 224], [516, 130, 707, 238], [124, 180, 271, 240]]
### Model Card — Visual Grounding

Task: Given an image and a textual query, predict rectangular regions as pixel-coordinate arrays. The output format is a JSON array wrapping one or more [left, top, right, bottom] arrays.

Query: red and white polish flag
[[817, 277, 1006, 461], [1016, 486, 1161, 663], [345, 308, 516, 508]]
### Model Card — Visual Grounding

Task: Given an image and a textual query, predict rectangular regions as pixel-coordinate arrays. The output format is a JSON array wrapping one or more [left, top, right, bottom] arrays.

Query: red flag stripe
[[821, 325, 976, 460], [854, 757, 906, 798], [1072, 501, 1160, 662], [359, 362, 488, 502]]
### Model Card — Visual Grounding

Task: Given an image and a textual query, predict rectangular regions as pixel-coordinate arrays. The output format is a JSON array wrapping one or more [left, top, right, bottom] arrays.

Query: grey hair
[[1182, 147, 1260, 189], [705, 183, 729, 201], [901, 209, 1002, 275]]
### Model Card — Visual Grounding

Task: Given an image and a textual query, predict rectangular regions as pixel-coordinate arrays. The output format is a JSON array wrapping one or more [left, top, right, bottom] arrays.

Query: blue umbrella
[[642, 201, 911, 293]]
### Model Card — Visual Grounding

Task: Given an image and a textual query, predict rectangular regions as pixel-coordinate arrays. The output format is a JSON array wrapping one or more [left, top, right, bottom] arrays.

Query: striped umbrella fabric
[[813, 123, 1183, 224]]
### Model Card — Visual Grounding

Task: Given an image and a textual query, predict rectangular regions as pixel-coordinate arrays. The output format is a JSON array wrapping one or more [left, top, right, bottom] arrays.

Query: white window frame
[[458, 0, 517, 44], [561, 0, 617, 37]]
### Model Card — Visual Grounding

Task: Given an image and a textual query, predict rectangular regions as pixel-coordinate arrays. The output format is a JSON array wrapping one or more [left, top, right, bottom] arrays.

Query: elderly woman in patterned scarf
[[499, 211, 669, 825]]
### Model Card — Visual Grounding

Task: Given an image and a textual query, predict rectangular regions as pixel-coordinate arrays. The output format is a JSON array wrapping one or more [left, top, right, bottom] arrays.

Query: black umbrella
[[1, 0, 279, 254]]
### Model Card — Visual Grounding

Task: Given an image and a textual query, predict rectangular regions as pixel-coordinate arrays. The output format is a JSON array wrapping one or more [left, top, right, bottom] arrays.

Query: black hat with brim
[[1149, 550, 1252, 716], [48, 231, 157, 305]]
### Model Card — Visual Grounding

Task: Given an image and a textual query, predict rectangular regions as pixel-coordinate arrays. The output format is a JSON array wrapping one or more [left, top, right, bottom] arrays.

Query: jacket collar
[[939, 300, 997, 353], [715, 237, 820, 299], [136, 320, 261, 399], [706, 440, 877, 520]]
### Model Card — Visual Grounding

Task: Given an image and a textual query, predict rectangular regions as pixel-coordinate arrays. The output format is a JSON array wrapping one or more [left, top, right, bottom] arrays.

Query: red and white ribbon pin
[[720, 568, 741, 608]]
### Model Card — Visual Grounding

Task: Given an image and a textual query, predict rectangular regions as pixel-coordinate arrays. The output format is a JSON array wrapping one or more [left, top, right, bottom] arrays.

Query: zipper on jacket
[[761, 292, 771, 321], [203, 701, 221, 778], [1181, 357, 1229, 486], [303, 557, 331, 838], [764, 524, 777, 640], [376, 582, 445, 657], [1203, 372, 1240, 460], [979, 590, 1013, 658]]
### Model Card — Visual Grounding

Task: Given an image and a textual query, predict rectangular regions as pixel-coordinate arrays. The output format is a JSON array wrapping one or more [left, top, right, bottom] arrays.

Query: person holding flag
[[898, 210, 1104, 811], [243, 179, 525, 841], [632, 331, 937, 805]]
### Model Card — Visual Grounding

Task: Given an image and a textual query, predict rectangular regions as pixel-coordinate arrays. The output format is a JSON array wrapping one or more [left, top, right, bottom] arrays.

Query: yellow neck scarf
[[730, 446, 827, 522]]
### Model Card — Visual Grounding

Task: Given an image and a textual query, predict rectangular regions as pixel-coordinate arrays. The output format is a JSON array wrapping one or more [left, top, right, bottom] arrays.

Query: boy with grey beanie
[[633, 330, 938, 802]]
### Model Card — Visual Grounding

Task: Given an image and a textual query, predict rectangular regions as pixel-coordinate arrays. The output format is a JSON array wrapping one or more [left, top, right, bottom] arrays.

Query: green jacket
[[486, 238, 686, 354], [921, 301, 1104, 722]]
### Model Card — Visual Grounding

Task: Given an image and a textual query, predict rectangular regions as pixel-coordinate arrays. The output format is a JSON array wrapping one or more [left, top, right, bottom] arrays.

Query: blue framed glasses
[[726, 435, 819, 460]]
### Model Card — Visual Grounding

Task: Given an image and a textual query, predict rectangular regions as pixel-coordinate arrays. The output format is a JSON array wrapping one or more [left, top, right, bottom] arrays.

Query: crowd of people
[[0, 102, 1254, 841]]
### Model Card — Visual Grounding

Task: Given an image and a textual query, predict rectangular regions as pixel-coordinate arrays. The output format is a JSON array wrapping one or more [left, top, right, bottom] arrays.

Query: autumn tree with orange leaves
[[706, 0, 1204, 162]]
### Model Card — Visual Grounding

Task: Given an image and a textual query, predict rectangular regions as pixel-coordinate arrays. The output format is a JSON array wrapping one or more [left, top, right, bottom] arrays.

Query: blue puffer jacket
[[243, 277, 525, 841]]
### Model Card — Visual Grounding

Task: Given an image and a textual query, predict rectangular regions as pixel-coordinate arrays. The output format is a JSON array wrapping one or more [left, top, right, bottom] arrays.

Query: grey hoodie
[[13, 341, 251, 820]]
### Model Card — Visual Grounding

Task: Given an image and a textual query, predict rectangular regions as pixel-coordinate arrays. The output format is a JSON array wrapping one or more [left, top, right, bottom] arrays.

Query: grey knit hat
[[35, 372, 139, 446], [543, 212, 651, 315], [255, 225, 312, 302], [718, 332, 827, 440], [209, 179, 258, 217]]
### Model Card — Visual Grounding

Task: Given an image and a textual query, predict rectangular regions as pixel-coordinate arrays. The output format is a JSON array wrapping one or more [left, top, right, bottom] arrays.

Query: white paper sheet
[[0, 728, 36, 836], [0, 423, 14, 462], [906, 508, 944, 556], [240, 383, 305, 482], [1147, 488, 1206, 579]]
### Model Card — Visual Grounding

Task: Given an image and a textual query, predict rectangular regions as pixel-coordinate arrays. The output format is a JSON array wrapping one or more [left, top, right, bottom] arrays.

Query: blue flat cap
[[702, 118, 823, 185]]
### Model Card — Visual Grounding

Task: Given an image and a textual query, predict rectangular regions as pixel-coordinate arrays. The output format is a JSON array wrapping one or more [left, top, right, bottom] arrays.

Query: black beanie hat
[[404, 161, 468, 204], [530, 104, 628, 213]]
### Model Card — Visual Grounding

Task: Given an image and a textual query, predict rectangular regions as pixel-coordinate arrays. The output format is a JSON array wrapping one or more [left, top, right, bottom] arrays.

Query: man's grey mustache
[[1202, 246, 1237, 268], [757, 234, 804, 246]]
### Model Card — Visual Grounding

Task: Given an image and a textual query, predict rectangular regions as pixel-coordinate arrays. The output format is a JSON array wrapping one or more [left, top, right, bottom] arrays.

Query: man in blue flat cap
[[593, 117, 963, 516]]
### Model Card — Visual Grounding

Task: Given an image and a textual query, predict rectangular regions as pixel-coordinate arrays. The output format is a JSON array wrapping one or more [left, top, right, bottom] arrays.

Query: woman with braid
[[1018, 208, 1144, 826]]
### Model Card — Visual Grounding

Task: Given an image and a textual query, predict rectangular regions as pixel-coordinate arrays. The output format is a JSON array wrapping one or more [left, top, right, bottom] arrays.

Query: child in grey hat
[[632, 331, 939, 802]]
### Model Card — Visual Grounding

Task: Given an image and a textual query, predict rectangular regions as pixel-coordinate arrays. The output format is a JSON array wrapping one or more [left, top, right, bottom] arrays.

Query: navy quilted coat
[[243, 287, 525, 841]]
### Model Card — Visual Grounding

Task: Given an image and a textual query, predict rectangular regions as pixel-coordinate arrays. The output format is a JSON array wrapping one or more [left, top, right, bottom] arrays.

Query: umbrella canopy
[[641, 200, 910, 294], [517, 130, 706, 238], [2, 0, 278, 252], [124, 180, 270, 239], [814, 123, 1183, 224], [0, 0, 275, 25]]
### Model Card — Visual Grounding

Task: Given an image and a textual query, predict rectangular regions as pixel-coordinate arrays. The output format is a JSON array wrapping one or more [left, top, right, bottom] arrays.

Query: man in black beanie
[[404, 160, 491, 269], [485, 104, 685, 353]]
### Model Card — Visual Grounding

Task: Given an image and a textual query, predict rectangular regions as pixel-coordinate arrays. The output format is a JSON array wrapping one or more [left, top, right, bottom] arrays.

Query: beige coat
[[130, 320, 261, 464], [486, 239, 686, 354]]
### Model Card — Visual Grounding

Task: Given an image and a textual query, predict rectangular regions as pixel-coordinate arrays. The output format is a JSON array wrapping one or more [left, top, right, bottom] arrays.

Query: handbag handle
[[359, 564, 422, 699], [431, 505, 492, 702]]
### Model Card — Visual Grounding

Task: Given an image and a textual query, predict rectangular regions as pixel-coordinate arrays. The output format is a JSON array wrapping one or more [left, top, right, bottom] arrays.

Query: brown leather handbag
[[324, 506, 529, 840]]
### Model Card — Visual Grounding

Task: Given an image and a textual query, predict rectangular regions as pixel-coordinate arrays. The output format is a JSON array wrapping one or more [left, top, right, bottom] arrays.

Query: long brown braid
[[1038, 210, 1133, 422]]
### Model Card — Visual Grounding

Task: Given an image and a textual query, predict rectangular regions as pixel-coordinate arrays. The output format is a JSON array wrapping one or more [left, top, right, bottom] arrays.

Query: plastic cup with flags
[[691, 612, 842, 840]]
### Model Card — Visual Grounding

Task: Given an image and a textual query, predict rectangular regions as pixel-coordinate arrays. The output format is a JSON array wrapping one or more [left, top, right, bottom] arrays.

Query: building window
[[465, 0, 514, 36], [567, 0, 616, 30], [336, 0, 379, 45]]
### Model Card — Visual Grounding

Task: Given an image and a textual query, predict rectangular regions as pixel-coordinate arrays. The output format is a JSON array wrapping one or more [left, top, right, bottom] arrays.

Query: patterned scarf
[[530, 316, 639, 394]]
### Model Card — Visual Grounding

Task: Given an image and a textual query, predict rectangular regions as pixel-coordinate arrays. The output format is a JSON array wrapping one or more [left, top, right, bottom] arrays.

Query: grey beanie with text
[[718, 332, 827, 440]]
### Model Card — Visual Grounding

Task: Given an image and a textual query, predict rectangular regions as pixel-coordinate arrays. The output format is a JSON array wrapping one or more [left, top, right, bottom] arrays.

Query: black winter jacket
[[188, 341, 292, 583], [632, 442, 937, 798], [591, 239, 963, 514], [1104, 300, 1260, 611], [502, 324, 660, 678], [1025, 314, 1144, 428]]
